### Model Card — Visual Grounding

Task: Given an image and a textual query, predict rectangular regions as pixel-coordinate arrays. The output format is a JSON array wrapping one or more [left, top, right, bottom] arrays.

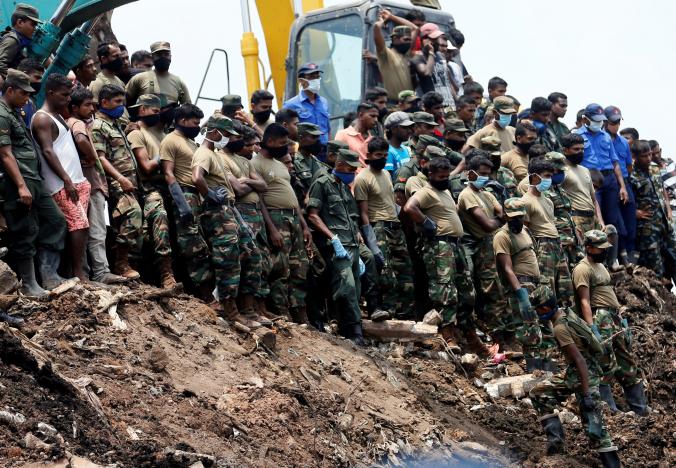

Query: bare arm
[[227, 174, 251, 196], [132, 146, 160, 176], [244, 169, 267, 192], [0, 145, 31, 207], [563, 343, 591, 395], [665, 188, 673, 219], [577, 285, 593, 325], [308, 207, 334, 240], [403, 196, 425, 223], [32, 114, 77, 200], [259, 200, 283, 249], [496, 253, 520, 292], [451, 158, 466, 176], [373, 17, 387, 54], [467, 205, 503, 232], [72, 132, 98, 166], [191, 166, 209, 197], [357, 200, 370, 226], [593, 192, 605, 228], [614, 162, 628, 203], [296, 205, 312, 246], [415, 47, 436, 76]]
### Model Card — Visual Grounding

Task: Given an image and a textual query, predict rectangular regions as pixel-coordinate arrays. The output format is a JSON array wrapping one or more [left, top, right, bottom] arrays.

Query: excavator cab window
[[295, 14, 364, 135]]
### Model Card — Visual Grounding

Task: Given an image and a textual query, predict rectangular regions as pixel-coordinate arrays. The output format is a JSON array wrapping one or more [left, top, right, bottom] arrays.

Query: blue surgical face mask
[[469, 171, 489, 189], [496, 113, 512, 129], [532, 120, 546, 132], [100, 105, 125, 120], [533, 175, 552, 193], [587, 120, 603, 132], [333, 169, 355, 185], [539, 308, 557, 322], [551, 172, 566, 185]]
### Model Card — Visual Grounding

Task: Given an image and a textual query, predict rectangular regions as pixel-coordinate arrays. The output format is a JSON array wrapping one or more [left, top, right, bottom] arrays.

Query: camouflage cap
[[544, 152, 567, 170], [129, 94, 161, 109], [503, 197, 526, 218], [584, 229, 612, 248], [13, 4, 41, 23], [391, 25, 412, 37], [444, 118, 469, 133], [424, 145, 446, 159], [531, 284, 556, 309], [5, 69, 34, 93], [384, 111, 414, 129], [411, 111, 436, 126], [205, 114, 240, 135], [220, 94, 243, 108], [398, 90, 419, 102], [417, 134, 442, 149], [493, 96, 517, 114], [336, 149, 361, 168], [480, 135, 502, 156], [150, 41, 171, 53], [298, 122, 323, 136], [327, 140, 348, 153]]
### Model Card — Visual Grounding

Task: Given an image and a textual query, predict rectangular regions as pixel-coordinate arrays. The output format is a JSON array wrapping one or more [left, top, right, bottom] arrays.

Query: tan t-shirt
[[521, 191, 558, 238], [127, 126, 164, 184], [501, 149, 528, 182], [251, 154, 298, 209], [563, 162, 596, 212], [126, 70, 191, 106], [353, 167, 398, 222], [222, 152, 260, 204], [572, 257, 621, 309], [376, 47, 413, 101], [457, 186, 501, 239], [412, 184, 464, 237], [493, 226, 540, 278], [405, 172, 427, 198], [89, 72, 126, 102], [160, 131, 198, 187], [191, 146, 235, 198], [467, 124, 515, 153], [552, 315, 585, 364]]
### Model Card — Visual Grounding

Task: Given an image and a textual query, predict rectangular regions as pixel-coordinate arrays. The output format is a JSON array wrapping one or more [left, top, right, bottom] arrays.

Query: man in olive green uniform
[[479, 136, 517, 203], [126, 94, 177, 288], [89, 43, 127, 103], [0, 5, 41, 79], [0, 69, 65, 298], [307, 149, 365, 344], [293, 123, 329, 195], [442, 118, 469, 170], [395, 134, 441, 187], [126, 41, 191, 108], [406, 111, 436, 149]]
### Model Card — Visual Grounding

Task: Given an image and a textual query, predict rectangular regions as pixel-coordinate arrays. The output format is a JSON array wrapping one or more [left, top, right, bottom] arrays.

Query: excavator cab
[[286, 0, 455, 134]]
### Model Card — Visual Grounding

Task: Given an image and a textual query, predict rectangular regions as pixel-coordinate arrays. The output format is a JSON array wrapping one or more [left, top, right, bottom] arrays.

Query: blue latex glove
[[591, 324, 603, 341], [621, 317, 632, 347], [361, 224, 385, 268], [168, 182, 194, 225], [515, 287, 534, 321], [206, 187, 227, 206], [358, 257, 366, 277], [331, 235, 351, 259]]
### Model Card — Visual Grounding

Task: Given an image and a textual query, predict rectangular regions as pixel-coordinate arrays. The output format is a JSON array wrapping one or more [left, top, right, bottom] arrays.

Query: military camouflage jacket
[[307, 173, 360, 247]]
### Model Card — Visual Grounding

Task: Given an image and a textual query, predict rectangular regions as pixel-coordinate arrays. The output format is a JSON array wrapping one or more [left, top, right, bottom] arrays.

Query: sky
[[113, 0, 676, 155]]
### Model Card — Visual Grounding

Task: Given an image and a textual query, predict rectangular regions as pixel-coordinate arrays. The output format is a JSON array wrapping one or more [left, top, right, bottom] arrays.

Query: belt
[[571, 209, 594, 217], [601, 169, 614, 176], [535, 237, 558, 243], [180, 185, 199, 194], [427, 235, 459, 244], [268, 208, 297, 215], [592, 306, 618, 313], [516, 275, 539, 284], [375, 220, 401, 229], [235, 201, 260, 209]]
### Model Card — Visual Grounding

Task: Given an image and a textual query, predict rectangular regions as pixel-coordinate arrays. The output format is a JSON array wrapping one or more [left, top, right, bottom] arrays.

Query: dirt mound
[[0, 266, 673, 467]]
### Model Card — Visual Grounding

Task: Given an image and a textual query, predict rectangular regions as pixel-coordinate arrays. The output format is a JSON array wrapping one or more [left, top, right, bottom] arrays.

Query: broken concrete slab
[[362, 319, 438, 342], [484, 373, 548, 399]]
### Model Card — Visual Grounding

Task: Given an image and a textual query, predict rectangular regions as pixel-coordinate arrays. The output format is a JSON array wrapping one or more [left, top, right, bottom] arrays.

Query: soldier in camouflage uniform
[[478, 135, 517, 203], [404, 157, 476, 351], [630, 140, 676, 278], [91, 84, 143, 280], [395, 134, 441, 188], [545, 152, 583, 266], [528, 285, 622, 467], [307, 149, 366, 344], [126, 94, 177, 288], [0, 4, 41, 79], [293, 123, 330, 194], [405, 111, 437, 149], [573, 230, 648, 417], [442, 118, 469, 170]]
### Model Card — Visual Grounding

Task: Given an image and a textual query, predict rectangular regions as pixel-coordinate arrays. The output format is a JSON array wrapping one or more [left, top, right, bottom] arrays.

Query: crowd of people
[[0, 4, 671, 467]]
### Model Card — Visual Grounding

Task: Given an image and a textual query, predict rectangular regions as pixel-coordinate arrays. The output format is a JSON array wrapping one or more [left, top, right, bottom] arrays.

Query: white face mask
[[303, 78, 321, 93], [207, 131, 229, 149], [587, 120, 603, 133]]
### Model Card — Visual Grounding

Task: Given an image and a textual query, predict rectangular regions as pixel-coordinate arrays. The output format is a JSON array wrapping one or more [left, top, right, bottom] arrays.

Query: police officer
[[307, 149, 365, 345], [0, 69, 65, 298], [0, 4, 41, 79], [283, 63, 330, 152]]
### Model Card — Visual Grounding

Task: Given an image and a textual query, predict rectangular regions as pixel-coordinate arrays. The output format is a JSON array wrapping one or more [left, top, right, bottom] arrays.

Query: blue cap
[[604, 105, 622, 123], [298, 62, 323, 77], [584, 103, 607, 122]]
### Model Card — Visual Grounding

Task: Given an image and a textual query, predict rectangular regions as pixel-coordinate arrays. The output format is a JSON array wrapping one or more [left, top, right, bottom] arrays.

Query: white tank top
[[32, 109, 86, 195]]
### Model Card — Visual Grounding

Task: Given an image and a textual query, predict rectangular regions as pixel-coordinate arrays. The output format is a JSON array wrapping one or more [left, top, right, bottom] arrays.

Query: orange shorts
[[52, 181, 91, 232]]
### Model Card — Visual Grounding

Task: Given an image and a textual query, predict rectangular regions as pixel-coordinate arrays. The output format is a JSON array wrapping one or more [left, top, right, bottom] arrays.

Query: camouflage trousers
[[636, 217, 676, 277], [236, 202, 272, 280], [200, 203, 240, 300], [558, 222, 584, 266], [142, 190, 172, 259], [422, 238, 475, 326], [529, 365, 615, 451], [234, 207, 267, 298], [359, 243, 380, 313], [329, 245, 362, 329], [464, 235, 511, 333], [507, 281, 543, 360], [172, 190, 212, 287], [593, 307, 642, 387], [571, 214, 601, 239], [268, 209, 308, 314], [534, 237, 574, 307], [110, 193, 143, 253], [374, 221, 415, 317]]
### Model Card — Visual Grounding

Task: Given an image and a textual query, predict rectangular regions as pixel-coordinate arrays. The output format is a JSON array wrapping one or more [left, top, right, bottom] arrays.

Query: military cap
[[493, 96, 516, 114], [444, 118, 469, 133], [150, 41, 171, 53], [584, 103, 607, 122], [424, 145, 446, 159], [129, 94, 161, 109], [205, 114, 239, 135], [384, 111, 414, 129], [480, 135, 502, 156], [584, 229, 612, 248], [5, 69, 34, 93], [336, 149, 361, 168], [298, 122, 323, 136], [398, 90, 419, 102], [531, 284, 556, 309], [417, 134, 442, 149], [544, 152, 567, 170], [13, 4, 41, 23], [503, 197, 526, 218], [327, 140, 348, 153], [220, 94, 243, 108], [298, 62, 322, 76], [391, 25, 412, 37], [410, 111, 436, 126], [604, 105, 622, 123]]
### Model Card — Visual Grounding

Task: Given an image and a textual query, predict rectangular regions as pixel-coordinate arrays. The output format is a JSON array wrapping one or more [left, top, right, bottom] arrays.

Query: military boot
[[464, 327, 489, 357], [525, 357, 544, 372], [623, 382, 649, 416], [240, 294, 273, 327], [114, 245, 140, 280], [257, 298, 282, 321], [540, 414, 566, 455], [598, 448, 621, 468], [95, 272, 129, 284], [157, 256, 177, 289], [290, 305, 309, 325], [221, 298, 261, 329], [599, 384, 620, 412], [15, 258, 48, 298], [0, 311, 24, 327], [37, 249, 68, 290], [349, 323, 366, 347], [439, 324, 461, 352]]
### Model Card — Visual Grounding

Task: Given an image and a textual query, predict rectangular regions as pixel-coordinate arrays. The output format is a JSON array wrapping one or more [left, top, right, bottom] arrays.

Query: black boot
[[598, 448, 621, 468], [526, 357, 543, 372], [15, 258, 48, 298], [350, 323, 366, 347], [540, 414, 565, 455], [623, 382, 649, 416], [542, 359, 559, 373], [38, 249, 68, 290], [599, 384, 620, 412], [0, 311, 24, 328]]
